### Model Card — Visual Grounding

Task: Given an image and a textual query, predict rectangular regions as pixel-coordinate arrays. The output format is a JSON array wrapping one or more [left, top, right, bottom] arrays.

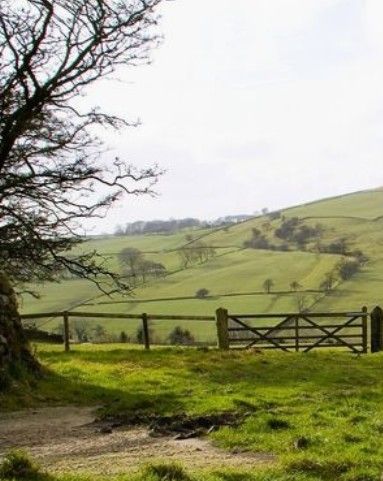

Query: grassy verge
[[1, 344, 383, 480]]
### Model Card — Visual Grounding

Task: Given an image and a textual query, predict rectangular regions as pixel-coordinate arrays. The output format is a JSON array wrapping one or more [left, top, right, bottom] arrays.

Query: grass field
[[20, 188, 383, 343], [2, 344, 383, 480]]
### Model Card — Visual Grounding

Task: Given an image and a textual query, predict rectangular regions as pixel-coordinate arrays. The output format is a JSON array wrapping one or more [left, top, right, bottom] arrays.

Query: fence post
[[142, 313, 150, 350], [216, 308, 229, 350], [362, 306, 368, 354], [370, 306, 383, 353], [294, 316, 299, 352], [63, 311, 70, 353]]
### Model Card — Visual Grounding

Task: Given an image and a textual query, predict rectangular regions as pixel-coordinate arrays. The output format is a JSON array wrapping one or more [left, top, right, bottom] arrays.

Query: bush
[[120, 331, 129, 343], [337, 259, 361, 280], [0, 450, 43, 480], [195, 288, 209, 298], [268, 211, 282, 220], [136, 325, 153, 344], [168, 326, 195, 345]]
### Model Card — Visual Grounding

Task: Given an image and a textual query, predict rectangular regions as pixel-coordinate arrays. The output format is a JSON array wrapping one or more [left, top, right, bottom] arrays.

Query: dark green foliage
[[120, 331, 129, 343], [267, 418, 291, 430], [275, 218, 322, 247], [274, 217, 301, 240], [320, 238, 349, 255], [196, 288, 209, 298], [320, 271, 337, 291], [0, 273, 40, 387], [268, 211, 282, 220], [286, 457, 354, 479], [168, 326, 195, 345], [263, 279, 274, 294], [244, 228, 273, 250], [136, 324, 154, 344], [337, 259, 361, 280], [0, 450, 44, 480], [144, 463, 192, 481]]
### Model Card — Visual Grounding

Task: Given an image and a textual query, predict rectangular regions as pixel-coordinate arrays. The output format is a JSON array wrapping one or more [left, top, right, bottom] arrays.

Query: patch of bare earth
[[0, 407, 275, 475]]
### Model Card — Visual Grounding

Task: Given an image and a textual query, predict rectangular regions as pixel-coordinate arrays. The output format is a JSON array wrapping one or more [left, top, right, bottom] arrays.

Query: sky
[[84, 0, 383, 233]]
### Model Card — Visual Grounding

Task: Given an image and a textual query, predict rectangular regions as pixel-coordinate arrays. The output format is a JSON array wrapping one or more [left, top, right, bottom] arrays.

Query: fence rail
[[20, 306, 383, 354]]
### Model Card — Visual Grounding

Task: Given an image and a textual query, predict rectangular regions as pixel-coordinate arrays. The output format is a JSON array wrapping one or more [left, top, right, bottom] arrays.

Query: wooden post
[[362, 306, 368, 354], [295, 316, 299, 352], [370, 306, 383, 353], [63, 311, 70, 353], [142, 313, 150, 350], [216, 308, 229, 350]]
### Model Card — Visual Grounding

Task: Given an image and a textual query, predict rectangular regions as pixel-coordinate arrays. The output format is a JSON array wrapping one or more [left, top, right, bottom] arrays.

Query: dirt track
[[0, 406, 275, 475]]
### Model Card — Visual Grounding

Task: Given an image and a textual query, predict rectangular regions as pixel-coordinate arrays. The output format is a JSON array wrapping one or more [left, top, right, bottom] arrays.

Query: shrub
[[120, 331, 129, 343], [195, 288, 209, 298], [168, 326, 195, 345], [0, 450, 43, 480], [268, 211, 282, 220], [337, 259, 361, 280], [136, 325, 153, 344]]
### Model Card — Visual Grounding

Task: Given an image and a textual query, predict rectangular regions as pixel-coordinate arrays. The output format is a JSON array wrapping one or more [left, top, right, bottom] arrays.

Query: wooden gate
[[228, 309, 368, 353]]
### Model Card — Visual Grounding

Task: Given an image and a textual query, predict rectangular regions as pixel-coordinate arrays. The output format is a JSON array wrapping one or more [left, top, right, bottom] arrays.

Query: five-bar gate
[[227, 308, 368, 353]]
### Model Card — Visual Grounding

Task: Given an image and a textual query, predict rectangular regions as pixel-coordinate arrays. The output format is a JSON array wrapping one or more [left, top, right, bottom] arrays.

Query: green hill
[[21, 188, 383, 342]]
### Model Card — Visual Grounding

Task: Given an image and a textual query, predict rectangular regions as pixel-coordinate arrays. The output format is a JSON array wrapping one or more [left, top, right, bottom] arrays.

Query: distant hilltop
[[114, 214, 256, 236]]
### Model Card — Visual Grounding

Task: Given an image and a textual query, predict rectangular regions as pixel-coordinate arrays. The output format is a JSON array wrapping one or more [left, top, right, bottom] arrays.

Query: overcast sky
[[85, 0, 383, 233]]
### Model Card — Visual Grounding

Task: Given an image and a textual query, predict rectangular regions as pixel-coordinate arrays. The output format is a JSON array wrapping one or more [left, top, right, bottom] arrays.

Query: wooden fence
[[20, 306, 383, 354]]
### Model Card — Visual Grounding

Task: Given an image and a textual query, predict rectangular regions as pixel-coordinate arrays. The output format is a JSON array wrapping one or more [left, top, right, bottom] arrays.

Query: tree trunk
[[0, 273, 39, 387]]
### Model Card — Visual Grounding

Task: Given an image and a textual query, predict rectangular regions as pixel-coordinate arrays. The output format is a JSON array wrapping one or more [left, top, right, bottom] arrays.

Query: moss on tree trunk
[[0, 273, 40, 389]]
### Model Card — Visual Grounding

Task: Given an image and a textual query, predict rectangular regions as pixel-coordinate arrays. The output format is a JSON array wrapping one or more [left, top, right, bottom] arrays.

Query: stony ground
[[0, 406, 275, 475]]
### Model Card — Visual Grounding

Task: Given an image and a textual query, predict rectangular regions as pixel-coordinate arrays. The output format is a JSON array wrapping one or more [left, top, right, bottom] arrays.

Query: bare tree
[[290, 281, 302, 292], [263, 278, 274, 294], [0, 0, 163, 289], [0, 0, 163, 378]]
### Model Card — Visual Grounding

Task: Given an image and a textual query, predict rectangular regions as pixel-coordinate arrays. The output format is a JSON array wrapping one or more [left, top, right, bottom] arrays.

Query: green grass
[[2, 345, 383, 481], [20, 188, 383, 345]]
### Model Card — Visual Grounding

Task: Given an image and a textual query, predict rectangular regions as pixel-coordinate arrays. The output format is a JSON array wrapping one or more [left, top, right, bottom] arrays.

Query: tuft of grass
[[0, 449, 47, 480], [286, 456, 354, 479], [266, 417, 291, 430], [144, 463, 192, 481]]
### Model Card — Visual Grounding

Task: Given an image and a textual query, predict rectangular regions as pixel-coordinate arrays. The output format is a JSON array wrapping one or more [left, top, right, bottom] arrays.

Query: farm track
[[0, 407, 275, 475]]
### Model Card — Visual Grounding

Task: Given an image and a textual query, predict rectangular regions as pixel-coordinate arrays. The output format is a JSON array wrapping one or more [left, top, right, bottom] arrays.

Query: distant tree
[[290, 281, 302, 292], [337, 259, 361, 281], [73, 320, 89, 343], [324, 238, 349, 255], [196, 288, 210, 299], [320, 272, 337, 292], [92, 324, 107, 342], [268, 211, 282, 221], [261, 208, 269, 215], [136, 324, 153, 345], [0, 0, 164, 379], [295, 293, 309, 313], [118, 248, 143, 278], [263, 279, 274, 294], [275, 217, 300, 241], [120, 331, 129, 343], [168, 326, 195, 345], [262, 222, 272, 232]]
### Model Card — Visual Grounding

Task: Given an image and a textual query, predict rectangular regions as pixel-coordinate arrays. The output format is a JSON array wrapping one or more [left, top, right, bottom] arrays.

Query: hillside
[[21, 188, 383, 342]]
